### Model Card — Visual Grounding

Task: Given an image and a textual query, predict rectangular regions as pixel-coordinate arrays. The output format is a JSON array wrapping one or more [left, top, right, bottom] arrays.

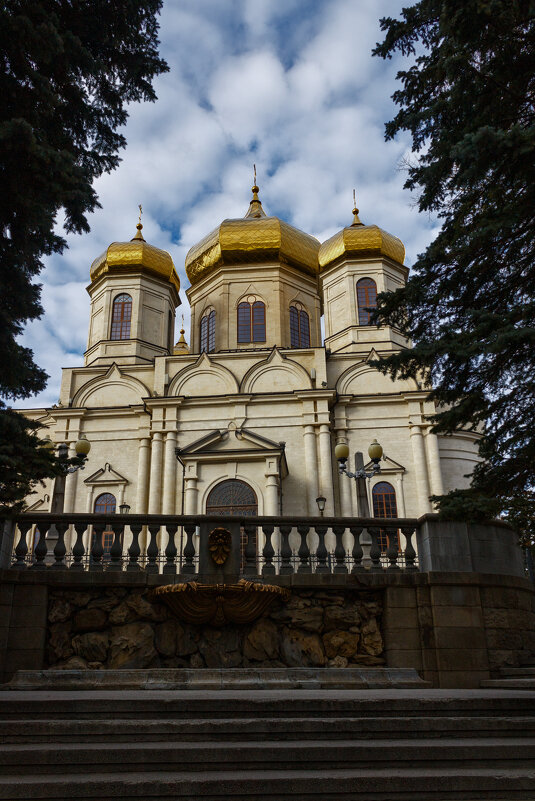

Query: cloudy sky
[[19, 0, 439, 409]]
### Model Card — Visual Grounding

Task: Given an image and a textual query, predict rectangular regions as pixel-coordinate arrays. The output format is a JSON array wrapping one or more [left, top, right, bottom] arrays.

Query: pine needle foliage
[[372, 1, 535, 519], [0, 0, 168, 510]]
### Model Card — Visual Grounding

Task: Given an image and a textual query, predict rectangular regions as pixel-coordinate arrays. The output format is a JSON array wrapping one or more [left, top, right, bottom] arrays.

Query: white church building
[[25, 182, 479, 544]]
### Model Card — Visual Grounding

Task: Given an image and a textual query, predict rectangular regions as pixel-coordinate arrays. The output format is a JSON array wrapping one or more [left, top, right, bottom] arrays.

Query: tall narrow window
[[289, 303, 310, 348], [93, 492, 117, 557], [200, 309, 216, 352], [356, 278, 377, 326], [110, 293, 132, 340], [372, 481, 399, 552], [237, 297, 266, 343]]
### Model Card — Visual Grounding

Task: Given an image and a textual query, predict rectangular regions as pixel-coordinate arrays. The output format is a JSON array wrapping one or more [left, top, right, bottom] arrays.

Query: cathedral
[[25, 180, 479, 539]]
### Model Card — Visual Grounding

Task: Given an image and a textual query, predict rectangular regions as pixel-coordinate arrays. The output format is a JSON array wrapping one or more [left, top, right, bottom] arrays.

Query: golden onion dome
[[90, 222, 180, 294], [319, 202, 405, 271], [185, 183, 320, 285]]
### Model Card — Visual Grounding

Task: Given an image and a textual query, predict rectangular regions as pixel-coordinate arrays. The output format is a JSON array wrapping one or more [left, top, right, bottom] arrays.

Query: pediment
[[84, 462, 129, 486], [177, 427, 288, 475], [364, 454, 405, 474]]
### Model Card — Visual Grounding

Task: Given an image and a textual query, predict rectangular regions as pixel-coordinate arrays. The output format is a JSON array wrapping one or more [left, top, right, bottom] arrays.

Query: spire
[[173, 314, 189, 355], [131, 204, 146, 241], [351, 189, 363, 227], [244, 163, 266, 219]]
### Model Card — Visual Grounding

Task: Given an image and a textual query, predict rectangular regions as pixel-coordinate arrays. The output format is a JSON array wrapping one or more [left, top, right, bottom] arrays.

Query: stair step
[[500, 668, 535, 676], [2, 737, 534, 775], [3, 715, 535, 743], [0, 766, 534, 800], [481, 679, 535, 689]]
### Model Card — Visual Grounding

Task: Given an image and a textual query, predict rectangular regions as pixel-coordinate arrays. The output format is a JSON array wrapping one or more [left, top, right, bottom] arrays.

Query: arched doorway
[[206, 479, 258, 570]]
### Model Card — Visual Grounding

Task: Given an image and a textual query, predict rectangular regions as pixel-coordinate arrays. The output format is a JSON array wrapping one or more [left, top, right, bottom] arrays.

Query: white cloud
[[17, 0, 437, 409]]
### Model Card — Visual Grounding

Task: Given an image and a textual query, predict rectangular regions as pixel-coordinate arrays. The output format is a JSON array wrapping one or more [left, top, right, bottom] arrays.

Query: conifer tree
[[372, 1, 535, 519], [0, 0, 168, 510]]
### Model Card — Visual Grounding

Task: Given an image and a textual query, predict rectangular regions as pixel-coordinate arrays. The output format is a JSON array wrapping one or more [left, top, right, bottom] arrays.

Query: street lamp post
[[315, 496, 326, 517], [335, 439, 383, 516]]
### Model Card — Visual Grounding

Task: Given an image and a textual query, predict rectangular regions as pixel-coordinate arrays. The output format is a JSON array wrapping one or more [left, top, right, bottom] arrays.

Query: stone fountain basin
[[151, 579, 290, 626]]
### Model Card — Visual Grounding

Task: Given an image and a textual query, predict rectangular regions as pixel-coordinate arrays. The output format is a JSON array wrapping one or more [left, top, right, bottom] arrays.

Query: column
[[336, 432, 353, 517], [63, 442, 78, 513], [318, 423, 335, 515], [162, 431, 177, 514], [265, 474, 279, 516], [395, 473, 407, 517], [148, 432, 164, 515], [136, 438, 151, 514], [184, 477, 198, 515], [303, 425, 319, 514], [425, 430, 445, 496], [410, 425, 432, 514]]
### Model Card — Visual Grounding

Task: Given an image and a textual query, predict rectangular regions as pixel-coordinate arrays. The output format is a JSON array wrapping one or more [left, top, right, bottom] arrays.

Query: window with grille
[[237, 297, 266, 343], [356, 278, 377, 326], [372, 481, 399, 552], [289, 303, 310, 348], [93, 492, 117, 556], [110, 294, 132, 340], [200, 309, 216, 352]]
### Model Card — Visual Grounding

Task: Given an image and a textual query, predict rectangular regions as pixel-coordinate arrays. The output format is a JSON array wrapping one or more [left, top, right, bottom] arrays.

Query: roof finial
[[245, 163, 266, 219], [174, 312, 189, 354], [351, 189, 363, 226], [132, 203, 145, 241]]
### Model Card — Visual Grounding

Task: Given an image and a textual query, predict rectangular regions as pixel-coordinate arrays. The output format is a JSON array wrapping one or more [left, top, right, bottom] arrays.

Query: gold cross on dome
[[138, 204, 143, 225]]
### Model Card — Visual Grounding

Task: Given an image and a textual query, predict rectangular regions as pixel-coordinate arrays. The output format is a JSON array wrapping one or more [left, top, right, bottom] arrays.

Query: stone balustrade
[[9, 513, 419, 575]]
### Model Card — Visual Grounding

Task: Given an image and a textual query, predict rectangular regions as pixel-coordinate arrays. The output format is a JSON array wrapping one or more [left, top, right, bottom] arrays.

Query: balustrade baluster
[[180, 523, 196, 574], [261, 524, 275, 576], [243, 523, 257, 576], [402, 526, 418, 571], [52, 521, 69, 570], [145, 523, 160, 573], [163, 523, 178, 575], [90, 522, 105, 571], [297, 525, 311, 573], [30, 524, 49, 569], [386, 527, 401, 571], [126, 523, 142, 571], [12, 521, 32, 569], [107, 522, 124, 572], [69, 521, 87, 571], [279, 525, 293, 574], [332, 525, 347, 573], [314, 524, 329, 573], [368, 527, 383, 572], [350, 526, 364, 573]]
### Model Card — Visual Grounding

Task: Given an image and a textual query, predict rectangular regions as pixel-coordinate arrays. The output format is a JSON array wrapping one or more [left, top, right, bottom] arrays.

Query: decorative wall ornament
[[208, 527, 232, 565], [151, 580, 290, 626]]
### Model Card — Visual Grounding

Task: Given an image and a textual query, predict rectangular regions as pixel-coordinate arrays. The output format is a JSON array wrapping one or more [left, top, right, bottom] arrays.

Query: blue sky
[[19, 0, 439, 408]]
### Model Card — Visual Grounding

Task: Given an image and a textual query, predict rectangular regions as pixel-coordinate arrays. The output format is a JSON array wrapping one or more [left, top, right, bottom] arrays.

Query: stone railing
[[8, 513, 419, 576]]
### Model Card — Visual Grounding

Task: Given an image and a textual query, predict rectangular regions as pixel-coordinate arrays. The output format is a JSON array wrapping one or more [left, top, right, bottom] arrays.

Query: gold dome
[[319, 205, 405, 270], [90, 223, 180, 294], [185, 184, 320, 285]]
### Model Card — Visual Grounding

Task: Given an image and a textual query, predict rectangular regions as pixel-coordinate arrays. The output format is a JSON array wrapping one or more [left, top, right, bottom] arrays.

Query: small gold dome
[[185, 184, 320, 286], [90, 223, 180, 294], [319, 205, 405, 270]]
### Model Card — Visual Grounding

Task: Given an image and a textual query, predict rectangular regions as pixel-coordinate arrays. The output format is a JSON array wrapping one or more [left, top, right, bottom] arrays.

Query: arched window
[[110, 293, 132, 340], [372, 481, 399, 552], [206, 479, 258, 572], [237, 297, 266, 343], [200, 309, 216, 352], [356, 278, 377, 326], [289, 303, 310, 348], [93, 492, 117, 556]]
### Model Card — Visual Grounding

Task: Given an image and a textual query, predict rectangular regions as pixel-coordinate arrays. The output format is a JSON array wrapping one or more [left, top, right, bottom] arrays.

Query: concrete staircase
[[1, 685, 535, 799], [482, 664, 535, 689]]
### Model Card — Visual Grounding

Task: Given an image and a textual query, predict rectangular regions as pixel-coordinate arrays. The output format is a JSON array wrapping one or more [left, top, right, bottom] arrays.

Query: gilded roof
[[185, 187, 320, 285], [90, 224, 180, 294], [319, 209, 405, 270]]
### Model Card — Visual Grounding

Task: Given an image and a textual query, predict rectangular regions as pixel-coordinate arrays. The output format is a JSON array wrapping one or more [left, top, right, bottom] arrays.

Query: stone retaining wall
[[1, 569, 534, 688], [45, 588, 384, 671]]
